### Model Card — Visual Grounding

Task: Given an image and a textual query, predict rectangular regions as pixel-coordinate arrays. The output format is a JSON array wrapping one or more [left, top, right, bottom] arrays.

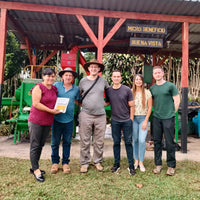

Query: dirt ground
[[0, 134, 199, 162]]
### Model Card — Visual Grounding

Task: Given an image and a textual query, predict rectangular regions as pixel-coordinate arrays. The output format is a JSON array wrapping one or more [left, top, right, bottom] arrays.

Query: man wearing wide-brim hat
[[79, 58, 109, 173], [51, 67, 79, 175], [83, 58, 105, 73]]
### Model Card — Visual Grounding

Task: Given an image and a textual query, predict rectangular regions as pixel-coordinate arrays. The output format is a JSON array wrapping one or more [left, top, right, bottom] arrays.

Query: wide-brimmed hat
[[59, 67, 78, 78], [83, 59, 105, 72]]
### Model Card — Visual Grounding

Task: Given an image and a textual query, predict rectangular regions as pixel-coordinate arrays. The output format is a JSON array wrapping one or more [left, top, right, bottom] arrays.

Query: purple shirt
[[28, 83, 58, 126]]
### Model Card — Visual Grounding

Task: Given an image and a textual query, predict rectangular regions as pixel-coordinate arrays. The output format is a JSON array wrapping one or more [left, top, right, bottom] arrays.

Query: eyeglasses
[[89, 66, 99, 69]]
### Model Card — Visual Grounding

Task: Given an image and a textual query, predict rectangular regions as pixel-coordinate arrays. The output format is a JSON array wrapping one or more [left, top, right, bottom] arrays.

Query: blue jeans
[[51, 119, 73, 165], [111, 119, 134, 168], [132, 116, 149, 162]]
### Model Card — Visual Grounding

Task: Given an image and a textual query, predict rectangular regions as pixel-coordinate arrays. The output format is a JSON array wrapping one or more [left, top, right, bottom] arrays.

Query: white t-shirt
[[134, 89, 151, 116]]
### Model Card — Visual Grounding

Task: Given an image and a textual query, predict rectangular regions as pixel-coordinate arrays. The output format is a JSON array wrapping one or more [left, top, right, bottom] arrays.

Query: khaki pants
[[79, 111, 106, 166]]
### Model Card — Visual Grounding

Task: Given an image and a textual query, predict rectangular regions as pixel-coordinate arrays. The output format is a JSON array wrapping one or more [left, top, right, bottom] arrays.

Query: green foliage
[[5, 31, 28, 80], [0, 106, 10, 122], [103, 53, 144, 87], [83, 52, 95, 62], [0, 124, 10, 136], [0, 157, 200, 199]]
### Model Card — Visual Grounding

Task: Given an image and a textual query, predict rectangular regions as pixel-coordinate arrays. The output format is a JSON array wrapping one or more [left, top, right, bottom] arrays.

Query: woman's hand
[[141, 120, 148, 130], [51, 109, 61, 115]]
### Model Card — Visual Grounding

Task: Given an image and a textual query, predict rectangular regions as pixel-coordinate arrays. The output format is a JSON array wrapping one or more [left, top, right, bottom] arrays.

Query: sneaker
[[153, 165, 162, 174], [166, 167, 175, 176], [80, 165, 88, 173], [134, 164, 139, 170], [127, 167, 136, 176], [95, 163, 103, 172], [63, 164, 71, 174], [139, 164, 146, 172], [51, 164, 59, 174], [111, 165, 120, 173]]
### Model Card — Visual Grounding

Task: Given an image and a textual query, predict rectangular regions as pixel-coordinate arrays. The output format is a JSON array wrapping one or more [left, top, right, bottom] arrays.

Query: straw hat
[[83, 59, 105, 72]]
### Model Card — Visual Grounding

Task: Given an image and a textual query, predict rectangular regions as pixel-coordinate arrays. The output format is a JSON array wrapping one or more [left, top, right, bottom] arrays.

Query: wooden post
[[0, 8, 7, 116], [181, 22, 189, 153], [97, 16, 104, 63], [152, 53, 156, 84]]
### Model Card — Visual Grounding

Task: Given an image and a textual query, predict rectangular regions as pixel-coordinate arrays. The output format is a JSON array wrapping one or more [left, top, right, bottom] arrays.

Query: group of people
[[28, 59, 180, 182]]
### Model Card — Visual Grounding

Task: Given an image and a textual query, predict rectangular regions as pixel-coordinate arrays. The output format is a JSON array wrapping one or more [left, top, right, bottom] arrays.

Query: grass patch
[[0, 157, 200, 200]]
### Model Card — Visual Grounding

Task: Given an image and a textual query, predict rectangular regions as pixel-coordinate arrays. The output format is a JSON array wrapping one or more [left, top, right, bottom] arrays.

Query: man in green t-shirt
[[150, 66, 180, 176]]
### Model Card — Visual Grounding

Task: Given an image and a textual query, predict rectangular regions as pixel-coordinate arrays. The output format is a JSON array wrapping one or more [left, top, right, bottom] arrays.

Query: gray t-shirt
[[79, 76, 109, 115], [105, 85, 133, 122]]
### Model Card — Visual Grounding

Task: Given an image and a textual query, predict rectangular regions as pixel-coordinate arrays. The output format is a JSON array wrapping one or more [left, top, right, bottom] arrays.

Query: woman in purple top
[[28, 68, 60, 182]]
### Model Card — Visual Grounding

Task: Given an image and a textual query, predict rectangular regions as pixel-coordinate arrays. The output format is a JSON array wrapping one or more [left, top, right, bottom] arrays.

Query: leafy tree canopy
[[4, 31, 28, 80], [103, 53, 144, 87]]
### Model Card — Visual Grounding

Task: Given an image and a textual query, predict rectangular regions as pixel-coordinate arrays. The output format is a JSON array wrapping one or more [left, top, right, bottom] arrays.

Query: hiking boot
[[51, 164, 59, 174], [166, 167, 175, 176], [95, 163, 103, 172], [153, 165, 162, 174], [63, 164, 71, 174], [80, 165, 88, 173], [111, 165, 120, 173], [127, 167, 136, 176]]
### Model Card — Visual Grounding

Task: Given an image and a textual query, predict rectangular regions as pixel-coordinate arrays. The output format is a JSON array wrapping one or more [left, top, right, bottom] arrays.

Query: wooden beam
[[181, 22, 189, 153], [39, 50, 58, 66], [78, 39, 129, 49], [32, 52, 37, 78], [76, 14, 98, 47], [1, 1, 200, 23], [152, 53, 156, 67], [0, 8, 7, 84], [189, 43, 200, 54], [103, 18, 125, 48], [25, 36, 33, 65], [152, 53, 156, 84], [97, 16, 104, 63], [182, 22, 189, 88], [157, 55, 168, 66], [32, 53, 36, 65], [139, 54, 145, 61], [138, 54, 150, 66]]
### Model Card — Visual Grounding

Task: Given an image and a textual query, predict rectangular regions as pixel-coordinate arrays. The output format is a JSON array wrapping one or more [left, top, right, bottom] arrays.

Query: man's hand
[[173, 94, 180, 113]]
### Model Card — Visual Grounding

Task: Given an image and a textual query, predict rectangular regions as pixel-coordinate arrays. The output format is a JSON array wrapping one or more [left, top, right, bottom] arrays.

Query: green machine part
[[1, 79, 41, 107], [72, 51, 80, 138], [7, 78, 42, 144], [144, 65, 153, 84], [18, 79, 42, 109]]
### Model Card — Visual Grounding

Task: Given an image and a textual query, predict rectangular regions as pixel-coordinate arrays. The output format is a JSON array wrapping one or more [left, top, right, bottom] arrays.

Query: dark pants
[[111, 119, 134, 168], [153, 116, 176, 168], [29, 122, 51, 170], [51, 119, 73, 165]]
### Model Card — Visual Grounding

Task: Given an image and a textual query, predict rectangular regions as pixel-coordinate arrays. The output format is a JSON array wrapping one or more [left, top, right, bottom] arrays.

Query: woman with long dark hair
[[132, 74, 152, 172]]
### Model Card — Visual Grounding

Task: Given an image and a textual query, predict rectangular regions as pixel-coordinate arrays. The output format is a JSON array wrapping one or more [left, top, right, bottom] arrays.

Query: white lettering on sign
[[127, 26, 142, 32], [130, 38, 163, 48], [127, 24, 167, 35]]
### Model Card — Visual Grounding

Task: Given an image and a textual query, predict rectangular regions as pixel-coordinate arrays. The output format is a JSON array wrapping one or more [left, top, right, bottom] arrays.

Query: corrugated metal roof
[[1, 0, 200, 57]]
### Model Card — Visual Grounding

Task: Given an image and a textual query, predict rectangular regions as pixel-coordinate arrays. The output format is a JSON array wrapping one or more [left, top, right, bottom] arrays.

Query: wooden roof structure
[[1, 0, 200, 152]]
